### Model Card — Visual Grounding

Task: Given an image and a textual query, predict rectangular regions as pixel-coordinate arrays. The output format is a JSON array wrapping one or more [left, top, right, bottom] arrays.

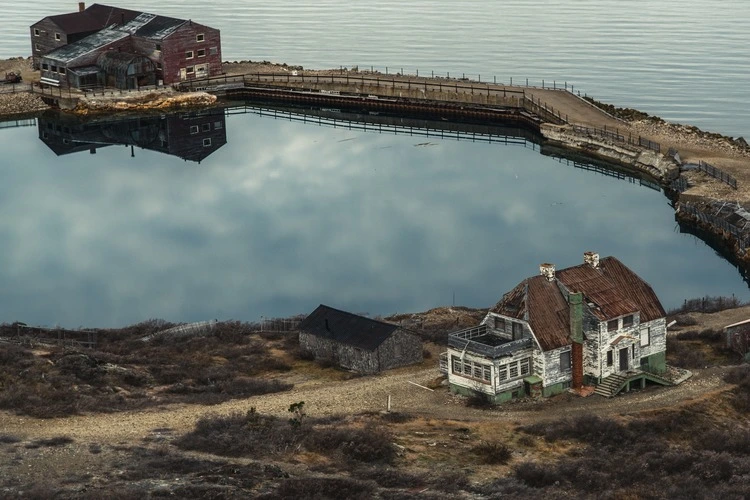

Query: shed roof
[[38, 4, 140, 34], [492, 256, 665, 351], [298, 304, 400, 351]]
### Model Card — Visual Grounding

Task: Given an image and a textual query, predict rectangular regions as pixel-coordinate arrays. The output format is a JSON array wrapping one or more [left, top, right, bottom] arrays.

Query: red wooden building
[[32, 4, 222, 89]]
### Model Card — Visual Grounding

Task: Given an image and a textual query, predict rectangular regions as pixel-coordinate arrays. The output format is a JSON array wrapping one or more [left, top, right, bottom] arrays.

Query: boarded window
[[623, 315, 634, 327], [512, 322, 524, 340], [607, 350, 613, 366], [607, 319, 618, 332], [209, 47, 218, 55], [640, 328, 650, 347], [560, 351, 571, 372], [214, 121, 223, 129]]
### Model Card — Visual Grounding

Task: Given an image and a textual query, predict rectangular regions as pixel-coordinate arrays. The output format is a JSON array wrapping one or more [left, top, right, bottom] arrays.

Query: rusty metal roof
[[491, 256, 665, 352]]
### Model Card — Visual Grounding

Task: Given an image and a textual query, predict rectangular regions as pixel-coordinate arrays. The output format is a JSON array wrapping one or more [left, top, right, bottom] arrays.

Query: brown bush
[[471, 441, 512, 464]]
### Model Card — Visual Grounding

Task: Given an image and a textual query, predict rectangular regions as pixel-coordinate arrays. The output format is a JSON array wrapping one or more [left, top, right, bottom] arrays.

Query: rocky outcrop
[[0, 91, 49, 116], [73, 91, 217, 115]]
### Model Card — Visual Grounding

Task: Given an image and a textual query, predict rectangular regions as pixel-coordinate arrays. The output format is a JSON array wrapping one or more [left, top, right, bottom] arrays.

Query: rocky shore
[[0, 91, 48, 116]]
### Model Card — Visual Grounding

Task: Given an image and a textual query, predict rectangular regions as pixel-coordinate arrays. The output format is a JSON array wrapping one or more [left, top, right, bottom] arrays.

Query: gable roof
[[298, 304, 400, 351], [492, 256, 665, 351], [39, 4, 141, 34]]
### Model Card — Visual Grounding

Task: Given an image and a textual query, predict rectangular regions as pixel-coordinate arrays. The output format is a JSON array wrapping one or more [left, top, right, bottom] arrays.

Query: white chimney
[[540, 263, 556, 282], [584, 251, 600, 269]]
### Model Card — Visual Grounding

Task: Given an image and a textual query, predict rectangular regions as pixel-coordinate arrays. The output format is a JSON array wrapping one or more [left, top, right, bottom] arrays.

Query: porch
[[593, 369, 673, 398]]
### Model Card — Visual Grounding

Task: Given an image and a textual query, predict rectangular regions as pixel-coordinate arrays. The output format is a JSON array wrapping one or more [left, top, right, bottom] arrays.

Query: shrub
[[25, 436, 74, 448], [305, 425, 396, 464], [666, 337, 707, 368], [0, 434, 21, 444], [471, 441, 512, 464], [269, 477, 375, 500], [350, 465, 426, 488], [514, 462, 566, 488]]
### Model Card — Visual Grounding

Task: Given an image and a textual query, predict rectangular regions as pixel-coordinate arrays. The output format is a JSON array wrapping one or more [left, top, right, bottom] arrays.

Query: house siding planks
[[542, 346, 573, 389], [299, 327, 421, 374], [31, 20, 70, 69], [638, 318, 667, 372], [161, 22, 222, 85]]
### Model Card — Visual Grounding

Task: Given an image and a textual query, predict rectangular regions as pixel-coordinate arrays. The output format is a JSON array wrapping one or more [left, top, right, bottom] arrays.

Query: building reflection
[[38, 107, 227, 163]]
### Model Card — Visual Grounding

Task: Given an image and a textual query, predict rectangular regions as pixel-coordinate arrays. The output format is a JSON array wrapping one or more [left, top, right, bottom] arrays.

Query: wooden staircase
[[594, 370, 673, 398], [594, 373, 628, 397]]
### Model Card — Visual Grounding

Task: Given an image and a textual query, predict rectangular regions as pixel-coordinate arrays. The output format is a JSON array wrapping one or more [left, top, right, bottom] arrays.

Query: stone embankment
[[71, 89, 217, 115], [0, 91, 48, 115]]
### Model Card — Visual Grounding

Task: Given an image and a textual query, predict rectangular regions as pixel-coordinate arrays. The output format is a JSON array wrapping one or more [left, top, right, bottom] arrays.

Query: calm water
[[0, 106, 747, 328], [2, 0, 749, 137], [1, 1, 749, 327]]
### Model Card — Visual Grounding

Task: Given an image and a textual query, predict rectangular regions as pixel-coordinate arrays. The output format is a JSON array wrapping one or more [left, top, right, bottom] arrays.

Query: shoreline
[[3, 56, 750, 273]]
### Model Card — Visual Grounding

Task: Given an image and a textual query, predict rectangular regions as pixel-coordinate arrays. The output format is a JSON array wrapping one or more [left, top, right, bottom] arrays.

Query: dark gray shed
[[298, 305, 423, 374]]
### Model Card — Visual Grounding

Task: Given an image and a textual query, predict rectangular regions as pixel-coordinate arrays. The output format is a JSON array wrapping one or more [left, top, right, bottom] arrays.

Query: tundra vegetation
[[0, 299, 748, 498]]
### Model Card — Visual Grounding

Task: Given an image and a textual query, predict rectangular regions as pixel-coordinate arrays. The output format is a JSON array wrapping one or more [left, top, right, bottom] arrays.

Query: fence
[[670, 175, 688, 193], [13, 323, 97, 348], [697, 160, 737, 189], [678, 202, 750, 250], [140, 320, 218, 342], [571, 124, 661, 153]]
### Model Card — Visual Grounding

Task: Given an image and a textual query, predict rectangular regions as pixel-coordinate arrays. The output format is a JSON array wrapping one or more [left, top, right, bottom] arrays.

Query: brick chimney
[[583, 251, 600, 269], [78, 2, 85, 12], [569, 292, 584, 389], [539, 263, 555, 282]]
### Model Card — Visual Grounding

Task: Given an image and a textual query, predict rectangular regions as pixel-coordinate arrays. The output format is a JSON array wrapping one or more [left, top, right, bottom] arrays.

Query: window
[[155, 44, 161, 51], [607, 319, 618, 332], [197, 48, 206, 57], [59, 67, 66, 75], [42, 63, 49, 70], [512, 322, 524, 340], [214, 121, 222, 129], [203, 138, 212, 147], [186, 51, 194, 59], [201, 123, 210, 132], [196, 33, 205, 42], [35, 43, 40, 51], [509, 364, 519, 378], [51, 65, 58, 73], [623, 315, 634, 328], [34, 28, 40, 36], [186, 66, 195, 74], [520, 357, 531, 376], [494, 316, 505, 331], [560, 350, 571, 372], [607, 350, 613, 366], [156, 62, 162, 70], [190, 125, 199, 134], [640, 328, 650, 347], [209, 46, 218, 55], [497, 365, 508, 381], [632, 344, 636, 359], [55, 33, 61, 41], [452, 356, 491, 383]]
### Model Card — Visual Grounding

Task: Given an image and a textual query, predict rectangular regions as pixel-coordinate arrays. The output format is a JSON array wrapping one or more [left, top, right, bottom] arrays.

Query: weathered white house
[[298, 304, 423, 374], [444, 252, 671, 402]]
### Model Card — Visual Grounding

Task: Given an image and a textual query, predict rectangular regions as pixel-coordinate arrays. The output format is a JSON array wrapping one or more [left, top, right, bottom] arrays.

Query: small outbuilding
[[298, 304, 423, 374], [724, 318, 750, 362]]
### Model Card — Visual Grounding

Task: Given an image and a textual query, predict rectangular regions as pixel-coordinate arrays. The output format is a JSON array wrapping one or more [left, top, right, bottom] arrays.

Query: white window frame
[[186, 51, 194, 60], [34, 28, 40, 36], [190, 125, 199, 134], [202, 138, 212, 147], [197, 48, 206, 58], [55, 32, 61, 41], [640, 327, 650, 347], [186, 66, 195, 74], [196, 33, 205, 42]]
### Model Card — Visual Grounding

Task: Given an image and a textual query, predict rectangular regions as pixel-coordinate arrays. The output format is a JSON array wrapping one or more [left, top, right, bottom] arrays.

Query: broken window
[[451, 356, 462, 374], [155, 44, 161, 51], [560, 351, 571, 372], [42, 63, 49, 70], [497, 365, 508, 381], [640, 328, 650, 347], [607, 319, 618, 332], [623, 315, 634, 327], [509, 365, 519, 378], [59, 67, 65, 75]]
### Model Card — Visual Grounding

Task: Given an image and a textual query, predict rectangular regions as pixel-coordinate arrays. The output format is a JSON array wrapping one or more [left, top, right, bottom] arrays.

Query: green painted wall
[[449, 383, 526, 403], [641, 351, 666, 374], [542, 381, 569, 397]]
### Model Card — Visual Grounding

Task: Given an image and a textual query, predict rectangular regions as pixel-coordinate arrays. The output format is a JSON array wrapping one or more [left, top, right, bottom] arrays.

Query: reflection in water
[[0, 104, 748, 328], [37, 108, 227, 163]]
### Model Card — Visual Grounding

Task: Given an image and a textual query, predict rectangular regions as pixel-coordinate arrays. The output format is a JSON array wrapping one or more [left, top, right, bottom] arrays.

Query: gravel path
[[0, 363, 734, 445]]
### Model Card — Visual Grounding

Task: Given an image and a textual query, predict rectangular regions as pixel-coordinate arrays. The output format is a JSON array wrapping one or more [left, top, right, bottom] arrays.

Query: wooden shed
[[298, 305, 423, 374]]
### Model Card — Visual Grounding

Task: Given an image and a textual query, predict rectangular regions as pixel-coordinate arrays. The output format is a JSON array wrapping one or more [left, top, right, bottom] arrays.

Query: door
[[619, 347, 629, 371], [180, 68, 187, 81]]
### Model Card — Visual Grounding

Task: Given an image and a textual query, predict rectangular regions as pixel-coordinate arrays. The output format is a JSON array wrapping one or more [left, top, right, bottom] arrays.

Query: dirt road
[[0, 363, 734, 445]]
